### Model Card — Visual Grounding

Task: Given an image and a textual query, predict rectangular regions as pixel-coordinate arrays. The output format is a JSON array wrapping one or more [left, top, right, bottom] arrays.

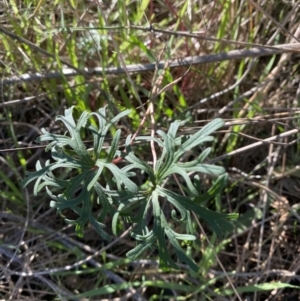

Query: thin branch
[[130, 24, 300, 52], [2, 45, 296, 86], [209, 128, 300, 164]]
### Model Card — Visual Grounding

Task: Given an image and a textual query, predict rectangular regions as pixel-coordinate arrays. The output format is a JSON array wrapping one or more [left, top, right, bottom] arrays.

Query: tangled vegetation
[[1, 0, 300, 300]]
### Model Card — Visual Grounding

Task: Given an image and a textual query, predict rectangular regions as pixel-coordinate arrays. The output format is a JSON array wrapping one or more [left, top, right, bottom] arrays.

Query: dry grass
[[1, 0, 300, 300]]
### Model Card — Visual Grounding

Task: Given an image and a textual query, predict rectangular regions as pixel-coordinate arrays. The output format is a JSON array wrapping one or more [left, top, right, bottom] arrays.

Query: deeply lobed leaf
[[23, 108, 237, 271]]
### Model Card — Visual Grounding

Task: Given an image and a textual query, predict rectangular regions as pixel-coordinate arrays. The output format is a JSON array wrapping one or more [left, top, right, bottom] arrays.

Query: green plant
[[22, 106, 237, 271]]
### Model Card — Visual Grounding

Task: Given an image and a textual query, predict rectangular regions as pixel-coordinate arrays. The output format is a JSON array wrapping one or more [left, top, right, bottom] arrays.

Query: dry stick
[[148, 47, 170, 169], [1, 45, 296, 109], [2, 18, 300, 87], [2, 44, 298, 87], [129, 24, 300, 52], [149, 103, 157, 167], [209, 128, 300, 164]]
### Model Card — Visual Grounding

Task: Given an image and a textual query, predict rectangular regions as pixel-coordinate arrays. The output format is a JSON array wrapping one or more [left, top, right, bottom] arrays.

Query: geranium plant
[[22, 106, 237, 271]]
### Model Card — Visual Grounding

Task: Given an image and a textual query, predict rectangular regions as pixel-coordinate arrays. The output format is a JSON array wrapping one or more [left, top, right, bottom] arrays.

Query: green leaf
[[174, 118, 224, 161], [165, 228, 199, 272], [184, 164, 226, 175], [155, 130, 175, 178], [76, 282, 141, 298], [164, 166, 198, 195], [177, 147, 211, 168], [194, 173, 228, 204], [124, 149, 156, 183], [152, 192, 179, 270], [175, 136, 214, 161], [166, 228, 196, 241], [100, 162, 138, 192], [89, 214, 111, 241], [107, 129, 121, 162], [156, 186, 188, 221], [217, 282, 300, 296], [87, 165, 104, 191], [22, 160, 53, 191], [159, 187, 237, 235], [54, 107, 92, 163], [126, 231, 156, 259]]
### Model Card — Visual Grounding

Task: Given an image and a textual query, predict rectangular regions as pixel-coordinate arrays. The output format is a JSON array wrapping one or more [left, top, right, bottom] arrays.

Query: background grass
[[1, 0, 300, 300]]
